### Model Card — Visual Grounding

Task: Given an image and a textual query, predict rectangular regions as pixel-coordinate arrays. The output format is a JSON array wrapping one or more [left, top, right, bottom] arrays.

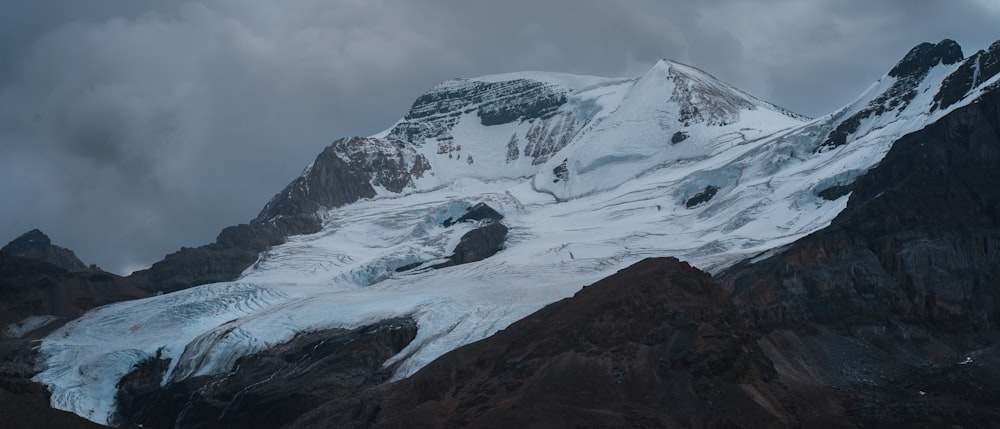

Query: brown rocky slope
[[293, 257, 796, 429]]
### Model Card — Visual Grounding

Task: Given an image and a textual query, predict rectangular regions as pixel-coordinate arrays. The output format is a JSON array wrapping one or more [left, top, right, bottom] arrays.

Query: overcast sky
[[1, 0, 997, 274]]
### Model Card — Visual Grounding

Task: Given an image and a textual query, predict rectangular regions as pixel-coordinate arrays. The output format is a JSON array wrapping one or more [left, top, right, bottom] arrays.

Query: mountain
[[1, 229, 94, 273], [10, 38, 999, 427]]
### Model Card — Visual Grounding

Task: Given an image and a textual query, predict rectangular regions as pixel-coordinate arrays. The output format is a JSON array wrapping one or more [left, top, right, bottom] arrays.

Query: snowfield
[[34, 57, 998, 425]]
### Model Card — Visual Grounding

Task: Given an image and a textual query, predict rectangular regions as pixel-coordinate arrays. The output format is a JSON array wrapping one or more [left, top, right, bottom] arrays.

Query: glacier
[[33, 55, 1000, 425]]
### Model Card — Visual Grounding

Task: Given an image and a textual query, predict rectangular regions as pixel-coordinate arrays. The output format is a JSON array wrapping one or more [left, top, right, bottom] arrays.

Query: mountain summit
[[1, 229, 93, 273]]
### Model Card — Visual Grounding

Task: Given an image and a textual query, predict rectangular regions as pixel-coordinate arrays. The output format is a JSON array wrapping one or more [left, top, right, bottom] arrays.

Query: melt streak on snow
[[34, 58, 995, 425]]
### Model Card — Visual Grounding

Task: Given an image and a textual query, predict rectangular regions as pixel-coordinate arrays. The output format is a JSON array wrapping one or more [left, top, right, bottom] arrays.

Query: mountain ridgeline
[[2, 38, 999, 429]]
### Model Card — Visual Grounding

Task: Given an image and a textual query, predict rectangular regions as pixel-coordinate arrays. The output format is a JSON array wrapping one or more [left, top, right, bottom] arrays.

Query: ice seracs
[[34, 40, 1000, 425]]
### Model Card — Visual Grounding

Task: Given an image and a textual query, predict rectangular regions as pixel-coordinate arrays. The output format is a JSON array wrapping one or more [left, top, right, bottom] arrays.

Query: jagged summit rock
[[1, 229, 51, 253], [819, 39, 998, 151], [1, 229, 93, 273], [934, 38, 1000, 111], [888, 39, 964, 78]]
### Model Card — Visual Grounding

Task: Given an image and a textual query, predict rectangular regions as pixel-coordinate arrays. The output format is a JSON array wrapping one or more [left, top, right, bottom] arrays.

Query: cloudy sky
[[1, 0, 997, 274]]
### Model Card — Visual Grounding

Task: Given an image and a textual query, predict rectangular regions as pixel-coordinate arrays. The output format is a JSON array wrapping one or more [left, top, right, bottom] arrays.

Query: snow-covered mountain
[[32, 39, 1000, 425]]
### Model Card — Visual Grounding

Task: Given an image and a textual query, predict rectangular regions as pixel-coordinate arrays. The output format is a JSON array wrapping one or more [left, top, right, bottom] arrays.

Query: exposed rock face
[[888, 39, 964, 79], [387, 78, 568, 145], [0, 253, 147, 330], [257, 137, 431, 229], [128, 222, 286, 294], [292, 258, 794, 429], [132, 136, 431, 294], [684, 185, 719, 208], [719, 86, 1000, 427], [431, 222, 508, 270], [442, 202, 503, 227], [112, 318, 417, 429], [0, 254, 145, 429], [671, 66, 757, 126], [429, 203, 508, 269], [1, 229, 93, 273], [821, 39, 965, 150], [934, 40, 1000, 111], [521, 112, 578, 165]]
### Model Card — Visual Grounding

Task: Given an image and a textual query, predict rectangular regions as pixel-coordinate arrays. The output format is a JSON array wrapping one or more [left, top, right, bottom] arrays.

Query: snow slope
[[34, 49, 1000, 425]]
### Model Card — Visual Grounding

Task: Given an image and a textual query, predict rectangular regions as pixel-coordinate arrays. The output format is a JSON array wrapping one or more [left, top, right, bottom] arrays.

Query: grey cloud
[[0, 0, 997, 273]]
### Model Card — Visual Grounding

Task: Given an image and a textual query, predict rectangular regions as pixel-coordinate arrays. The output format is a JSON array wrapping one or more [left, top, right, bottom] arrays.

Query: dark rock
[[292, 258, 795, 429], [522, 113, 578, 165], [888, 39, 964, 79], [443, 202, 504, 227], [253, 138, 379, 234], [0, 254, 147, 429], [129, 222, 286, 294], [0, 252, 147, 329], [403, 79, 566, 125], [387, 79, 568, 145], [431, 222, 508, 269], [132, 136, 431, 294], [551, 158, 569, 183], [719, 86, 1000, 427], [821, 40, 966, 151], [505, 133, 520, 162], [113, 318, 418, 429], [394, 261, 423, 273], [816, 183, 853, 201], [685, 185, 719, 208], [935, 39, 1000, 111], [0, 388, 106, 429], [455, 202, 504, 225], [671, 131, 689, 143], [1, 229, 92, 273], [669, 64, 758, 126]]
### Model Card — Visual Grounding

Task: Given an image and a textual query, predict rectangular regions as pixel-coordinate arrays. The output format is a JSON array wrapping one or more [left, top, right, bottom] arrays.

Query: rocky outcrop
[[821, 39, 965, 150], [442, 202, 503, 227], [112, 318, 417, 429], [398, 203, 507, 271], [431, 222, 508, 270], [387, 78, 568, 145], [934, 40, 1000, 111], [1, 229, 94, 273], [132, 136, 431, 294], [128, 223, 285, 294], [0, 253, 147, 330], [0, 254, 145, 429], [719, 86, 1000, 427], [684, 185, 719, 208], [255, 137, 431, 232], [292, 258, 794, 429]]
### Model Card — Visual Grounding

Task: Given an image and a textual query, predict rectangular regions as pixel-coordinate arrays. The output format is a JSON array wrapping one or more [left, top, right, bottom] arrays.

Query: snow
[[34, 54, 998, 425], [3, 315, 58, 338]]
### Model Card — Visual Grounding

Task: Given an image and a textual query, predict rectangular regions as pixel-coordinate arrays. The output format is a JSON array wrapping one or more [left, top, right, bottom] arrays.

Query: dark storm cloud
[[0, 0, 997, 274]]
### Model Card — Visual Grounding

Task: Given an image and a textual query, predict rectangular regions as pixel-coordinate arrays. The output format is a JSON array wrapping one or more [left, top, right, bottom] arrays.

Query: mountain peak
[[2, 229, 94, 272], [2, 229, 52, 253], [889, 39, 963, 78]]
